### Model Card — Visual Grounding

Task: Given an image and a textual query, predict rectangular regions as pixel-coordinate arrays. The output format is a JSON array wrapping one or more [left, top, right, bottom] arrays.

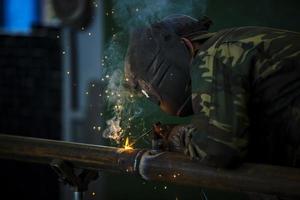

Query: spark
[[164, 186, 167, 190], [124, 137, 133, 150], [92, 192, 96, 196], [129, 129, 152, 146], [88, 32, 92, 36], [56, 35, 60, 39], [62, 51, 66, 54], [97, 126, 101, 131], [66, 71, 70, 75], [114, 105, 123, 111], [86, 91, 89, 95], [135, 8, 139, 12]]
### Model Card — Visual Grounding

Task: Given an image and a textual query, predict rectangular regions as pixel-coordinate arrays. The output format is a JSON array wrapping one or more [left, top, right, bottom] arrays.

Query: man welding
[[124, 15, 300, 168]]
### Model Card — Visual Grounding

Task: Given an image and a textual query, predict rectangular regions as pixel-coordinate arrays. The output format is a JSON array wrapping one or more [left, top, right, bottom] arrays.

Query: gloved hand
[[167, 124, 243, 168], [152, 122, 206, 161], [152, 122, 243, 168], [167, 124, 207, 161]]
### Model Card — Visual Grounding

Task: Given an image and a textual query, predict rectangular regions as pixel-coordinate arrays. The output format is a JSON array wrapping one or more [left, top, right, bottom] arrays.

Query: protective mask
[[125, 23, 193, 117]]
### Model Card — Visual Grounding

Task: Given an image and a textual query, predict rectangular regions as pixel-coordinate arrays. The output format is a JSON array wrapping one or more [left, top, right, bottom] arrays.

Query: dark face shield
[[124, 24, 194, 117]]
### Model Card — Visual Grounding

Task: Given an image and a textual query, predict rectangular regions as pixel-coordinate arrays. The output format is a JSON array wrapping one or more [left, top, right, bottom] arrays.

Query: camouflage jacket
[[190, 26, 300, 167]]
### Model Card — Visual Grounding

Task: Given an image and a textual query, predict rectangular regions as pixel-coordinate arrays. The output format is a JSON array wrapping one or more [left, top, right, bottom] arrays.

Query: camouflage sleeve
[[186, 27, 300, 167], [189, 37, 253, 167]]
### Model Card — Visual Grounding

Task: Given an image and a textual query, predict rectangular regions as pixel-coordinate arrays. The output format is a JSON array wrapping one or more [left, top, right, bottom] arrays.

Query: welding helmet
[[124, 15, 212, 117]]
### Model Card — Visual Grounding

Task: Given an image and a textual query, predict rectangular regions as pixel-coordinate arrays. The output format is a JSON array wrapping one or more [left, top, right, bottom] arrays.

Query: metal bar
[[0, 134, 140, 173], [69, 28, 79, 110], [139, 151, 300, 198], [0, 134, 299, 198]]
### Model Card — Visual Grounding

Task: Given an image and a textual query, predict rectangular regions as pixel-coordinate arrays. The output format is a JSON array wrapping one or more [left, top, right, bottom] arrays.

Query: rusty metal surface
[[0, 134, 300, 198]]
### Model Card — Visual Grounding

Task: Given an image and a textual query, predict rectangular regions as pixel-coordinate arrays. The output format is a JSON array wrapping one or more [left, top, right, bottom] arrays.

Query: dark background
[[0, 0, 299, 199]]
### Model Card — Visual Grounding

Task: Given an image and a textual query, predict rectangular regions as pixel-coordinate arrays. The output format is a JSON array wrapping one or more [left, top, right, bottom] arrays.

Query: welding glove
[[152, 123, 204, 156], [167, 124, 206, 158], [166, 124, 242, 168]]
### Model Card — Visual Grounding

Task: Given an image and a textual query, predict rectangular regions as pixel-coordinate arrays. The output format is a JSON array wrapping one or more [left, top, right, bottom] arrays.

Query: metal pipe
[[0, 134, 140, 173], [0, 134, 299, 198]]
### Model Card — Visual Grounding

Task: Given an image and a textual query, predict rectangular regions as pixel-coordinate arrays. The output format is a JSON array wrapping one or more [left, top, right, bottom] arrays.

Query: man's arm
[[167, 115, 248, 168], [168, 40, 253, 168]]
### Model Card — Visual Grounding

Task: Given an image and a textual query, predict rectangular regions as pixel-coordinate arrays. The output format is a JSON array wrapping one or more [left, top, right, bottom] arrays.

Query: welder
[[124, 15, 300, 168]]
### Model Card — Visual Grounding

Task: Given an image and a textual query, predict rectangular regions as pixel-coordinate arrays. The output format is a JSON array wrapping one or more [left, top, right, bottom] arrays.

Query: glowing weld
[[124, 137, 133, 150]]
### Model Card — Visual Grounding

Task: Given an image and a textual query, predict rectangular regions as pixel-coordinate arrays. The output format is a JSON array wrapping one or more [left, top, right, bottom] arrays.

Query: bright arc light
[[124, 137, 133, 150]]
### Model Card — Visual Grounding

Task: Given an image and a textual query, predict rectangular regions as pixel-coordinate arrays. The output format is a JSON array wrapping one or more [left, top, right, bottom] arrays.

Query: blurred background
[[0, 0, 299, 199]]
